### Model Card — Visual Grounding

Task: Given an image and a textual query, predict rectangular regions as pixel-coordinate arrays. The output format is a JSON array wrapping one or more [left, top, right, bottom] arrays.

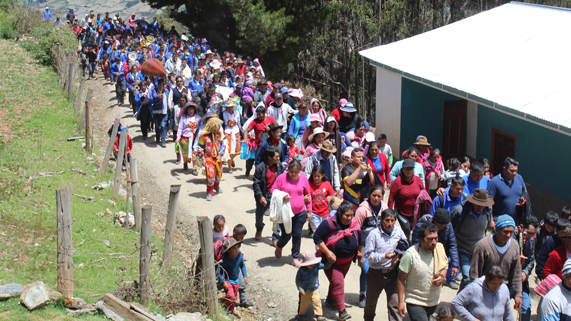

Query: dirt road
[[88, 75, 541, 321]]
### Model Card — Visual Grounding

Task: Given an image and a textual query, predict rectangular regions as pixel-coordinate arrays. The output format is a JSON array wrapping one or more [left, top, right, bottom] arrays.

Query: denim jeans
[[309, 214, 327, 233], [255, 194, 280, 241], [277, 211, 307, 259], [153, 113, 168, 144], [446, 256, 458, 283], [360, 257, 369, 294], [510, 287, 531, 321], [458, 252, 473, 291]]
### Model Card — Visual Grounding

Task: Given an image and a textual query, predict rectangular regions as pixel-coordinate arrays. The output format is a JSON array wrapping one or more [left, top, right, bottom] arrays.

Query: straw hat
[[415, 136, 431, 146], [308, 128, 329, 142]]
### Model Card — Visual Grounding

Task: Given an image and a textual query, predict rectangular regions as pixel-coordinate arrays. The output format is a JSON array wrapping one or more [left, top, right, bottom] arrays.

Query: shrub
[[20, 23, 77, 65]]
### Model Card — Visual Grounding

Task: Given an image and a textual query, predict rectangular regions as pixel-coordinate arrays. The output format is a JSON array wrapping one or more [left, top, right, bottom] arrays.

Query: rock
[[0, 283, 23, 298], [167, 312, 204, 321], [267, 301, 277, 308], [20, 281, 62, 311], [64, 297, 88, 309], [66, 307, 97, 316], [221, 316, 231, 321], [95, 300, 124, 321]]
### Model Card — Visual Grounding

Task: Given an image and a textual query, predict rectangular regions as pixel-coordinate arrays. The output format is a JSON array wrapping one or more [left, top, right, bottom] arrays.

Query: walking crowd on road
[[55, 8, 571, 320]]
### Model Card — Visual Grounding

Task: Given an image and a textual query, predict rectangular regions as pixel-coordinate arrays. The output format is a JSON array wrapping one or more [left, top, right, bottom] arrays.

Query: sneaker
[[206, 193, 213, 201], [161, 143, 167, 148], [175, 160, 181, 165], [316, 317, 327, 321], [183, 163, 188, 170], [338, 310, 351, 320], [275, 246, 282, 259], [215, 186, 223, 193], [228, 168, 232, 173], [325, 299, 337, 310], [358, 293, 366, 308], [255, 231, 262, 241], [446, 281, 459, 290], [239, 300, 253, 308], [192, 169, 198, 176]]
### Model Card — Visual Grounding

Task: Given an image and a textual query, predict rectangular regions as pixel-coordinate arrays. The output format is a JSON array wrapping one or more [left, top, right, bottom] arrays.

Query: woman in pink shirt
[[271, 159, 312, 267]]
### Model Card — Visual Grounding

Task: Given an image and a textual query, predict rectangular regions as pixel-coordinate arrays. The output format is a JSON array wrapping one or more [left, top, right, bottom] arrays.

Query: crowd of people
[[62, 8, 571, 321]]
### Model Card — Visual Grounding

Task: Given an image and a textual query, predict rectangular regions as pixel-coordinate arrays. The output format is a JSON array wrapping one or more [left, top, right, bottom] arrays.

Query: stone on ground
[[0, 283, 23, 299], [20, 281, 62, 311]]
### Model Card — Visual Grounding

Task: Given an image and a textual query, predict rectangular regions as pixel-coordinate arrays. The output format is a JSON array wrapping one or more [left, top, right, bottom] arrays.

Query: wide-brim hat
[[415, 136, 431, 146], [299, 250, 322, 267], [236, 58, 244, 64], [340, 102, 356, 113], [205, 50, 213, 55], [321, 141, 337, 154], [466, 188, 495, 207], [182, 102, 196, 113], [222, 238, 242, 256], [210, 60, 222, 69], [308, 128, 329, 142], [207, 83, 216, 90], [268, 122, 283, 132], [289, 88, 303, 98]]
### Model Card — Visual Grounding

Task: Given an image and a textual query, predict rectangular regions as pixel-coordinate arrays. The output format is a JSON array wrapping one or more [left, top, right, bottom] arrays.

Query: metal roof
[[360, 2, 571, 133]]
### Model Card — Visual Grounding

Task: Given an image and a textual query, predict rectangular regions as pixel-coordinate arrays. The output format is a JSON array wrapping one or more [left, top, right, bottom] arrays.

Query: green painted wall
[[399, 78, 458, 155], [476, 106, 571, 202]]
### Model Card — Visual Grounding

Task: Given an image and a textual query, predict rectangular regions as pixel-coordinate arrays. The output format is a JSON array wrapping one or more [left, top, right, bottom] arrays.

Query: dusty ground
[[86, 72, 543, 321]]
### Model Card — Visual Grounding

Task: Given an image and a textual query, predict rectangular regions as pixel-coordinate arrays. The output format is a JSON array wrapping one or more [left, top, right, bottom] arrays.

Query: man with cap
[[398, 221, 448, 321], [265, 82, 282, 109], [281, 87, 297, 109], [540, 258, 571, 320], [254, 122, 288, 167], [254, 78, 270, 107], [66, 8, 74, 23], [363, 208, 407, 321], [267, 92, 295, 137], [304, 141, 341, 191], [412, 208, 460, 290], [450, 188, 494, 291], [42, 7, 52, 19], [470, 214, 523, 310]]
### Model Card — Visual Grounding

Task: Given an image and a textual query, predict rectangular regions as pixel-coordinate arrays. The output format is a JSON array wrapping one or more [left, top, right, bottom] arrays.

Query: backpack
[[213, 239, 224, 264]]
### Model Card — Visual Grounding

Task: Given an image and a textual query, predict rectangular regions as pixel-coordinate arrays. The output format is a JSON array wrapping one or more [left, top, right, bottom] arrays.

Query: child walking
[[231, 224, 253, 308], [296, 250, 326, 321], [217, 238, 248, 315], [287, 135, 302, 163], [308, 165, 335, 233], [213, 215, 230, 241]]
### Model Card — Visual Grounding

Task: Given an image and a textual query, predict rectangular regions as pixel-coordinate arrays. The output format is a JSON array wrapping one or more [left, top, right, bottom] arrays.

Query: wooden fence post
[[62, 51, 71, 88], [123, 141, 131, 228], [68, 62, 76, 101], [85, 101, 91, 154], [101, 118, 120, 173], [112, 132, 127, 197], [162, 185, 181, 269], [140, 205, 152, 307], [74, 78, 85, 116], [56, 188, 74, 297], [197, 217, 219, 318], [78, 89, 93, 132], [130, 159, 141, 231]]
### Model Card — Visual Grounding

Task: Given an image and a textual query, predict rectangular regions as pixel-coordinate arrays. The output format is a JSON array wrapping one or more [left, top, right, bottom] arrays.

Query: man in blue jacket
[[412, 208, 459, 289], [42, 7, 52, 19], [110, 57, 126, 105], [431, 175, 465, 215], [255, 122, 288, 166]]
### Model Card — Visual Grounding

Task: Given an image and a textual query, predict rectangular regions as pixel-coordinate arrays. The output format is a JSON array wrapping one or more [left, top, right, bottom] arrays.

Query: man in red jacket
[[543, 226, 571, 279]]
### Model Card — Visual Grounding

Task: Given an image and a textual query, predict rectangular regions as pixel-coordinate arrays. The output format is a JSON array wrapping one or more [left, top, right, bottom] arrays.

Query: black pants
[[140, 121, 150, 138], [397, 212, 414, 240], [277, 211, 307, 259], [245, 159, 255, 176], [115, 81, 126, 104], [129, 90, 136, 113], [406, 303, 437, 321]]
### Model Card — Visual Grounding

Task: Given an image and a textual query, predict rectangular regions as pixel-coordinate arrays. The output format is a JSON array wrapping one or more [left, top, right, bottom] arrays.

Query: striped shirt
[[364, 226, 407, 270]]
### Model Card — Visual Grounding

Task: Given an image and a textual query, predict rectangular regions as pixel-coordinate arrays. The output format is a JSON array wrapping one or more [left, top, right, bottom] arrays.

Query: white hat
[[289, 88, 303, 98], [364, 132, 375, 143], [340, 102, 356, 113]]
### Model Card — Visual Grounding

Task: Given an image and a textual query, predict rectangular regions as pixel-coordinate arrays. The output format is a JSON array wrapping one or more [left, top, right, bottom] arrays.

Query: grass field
[[0, 39, 166, 320]]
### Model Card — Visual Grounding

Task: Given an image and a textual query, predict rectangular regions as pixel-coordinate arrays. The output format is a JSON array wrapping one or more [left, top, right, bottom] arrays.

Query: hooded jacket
[[451, 276, 514, 321], [355, 199, 389, 239], [310, 98, 327, 127]]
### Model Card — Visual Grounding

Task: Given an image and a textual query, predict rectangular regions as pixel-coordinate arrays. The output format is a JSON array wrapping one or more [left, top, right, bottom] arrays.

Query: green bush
[[20, 22, 77, 65]]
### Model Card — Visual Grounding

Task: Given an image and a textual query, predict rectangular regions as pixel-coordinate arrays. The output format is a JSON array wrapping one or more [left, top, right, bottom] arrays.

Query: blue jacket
[[42, 10, 52, 19], [536, 234, 565, 280], [217, 252, 247, 284], [255, 137, 289, 166], [430, 190, 465, 215], [97, 46, 112, 60], [150, 21, 159, 32], [110, 62, 125, 82], [126, 72, 145, 90], [295, 263, 323, 292], [411, 214, 459, 268], [135, 90, 153, 115], [102, 22, 112, 35]]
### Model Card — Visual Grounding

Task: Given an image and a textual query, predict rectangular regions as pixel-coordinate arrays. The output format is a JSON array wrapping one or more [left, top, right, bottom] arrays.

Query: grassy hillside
[[0, 39, 166, 320]]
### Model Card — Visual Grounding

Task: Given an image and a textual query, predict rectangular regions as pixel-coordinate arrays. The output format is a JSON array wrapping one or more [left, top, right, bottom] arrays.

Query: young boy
[[377, 133, 393, 166], [232, 224, 253, 308], [295, 250, 326, 321], [113, 127, 133, 164], [217, 238, 248, 315]]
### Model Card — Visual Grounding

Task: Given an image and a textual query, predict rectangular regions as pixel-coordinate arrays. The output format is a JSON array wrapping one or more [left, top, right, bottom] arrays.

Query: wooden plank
[[197, 216, 219, 318], [74, 78, 85, 116], [130, 303, 160, 321], [162, 185, 181, 269], [85, 100, 91, 154], [112, 132, 127, 197], [140, 206, 152, 306], [130, 159, 141, 231], [102, 294, 151, 321], [100, 118, 120, 173], [68, 62, 75, 101], [56, 188, 73, 297]]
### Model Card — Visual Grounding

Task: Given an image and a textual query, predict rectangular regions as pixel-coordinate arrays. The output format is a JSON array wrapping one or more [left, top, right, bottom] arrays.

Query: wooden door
[[491, 128, 516, 176], [442, 100, 467, 164]]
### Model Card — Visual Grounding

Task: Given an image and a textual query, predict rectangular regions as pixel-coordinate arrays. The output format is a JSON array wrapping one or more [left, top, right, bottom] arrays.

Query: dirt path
[[87, 74, 541, 321]]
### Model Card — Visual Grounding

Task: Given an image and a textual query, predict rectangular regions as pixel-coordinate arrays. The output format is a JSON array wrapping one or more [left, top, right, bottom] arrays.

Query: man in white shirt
[[266, 93, 295, 139]]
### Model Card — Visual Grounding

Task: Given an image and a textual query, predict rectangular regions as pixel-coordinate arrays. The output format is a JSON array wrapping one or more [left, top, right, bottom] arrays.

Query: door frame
[[491, 127, 517, 174]]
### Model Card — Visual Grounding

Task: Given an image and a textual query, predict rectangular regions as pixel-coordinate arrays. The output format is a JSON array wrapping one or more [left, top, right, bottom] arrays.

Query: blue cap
[[495, 214, 516, 231], [280, 87, 289, 94], [363, 121, 370, 130], [120, 126, 127, 132]]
